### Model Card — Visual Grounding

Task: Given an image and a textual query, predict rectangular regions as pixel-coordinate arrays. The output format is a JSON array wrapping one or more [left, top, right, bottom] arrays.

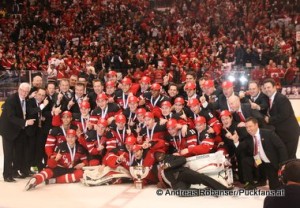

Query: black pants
[[236, 152, 246, 183], [283, 138, 299, 160], [2, 130, 27, 178], [276, 129, 299, 159], [242, 156, 280, 190], [261, 163, 280, 190], [241, 156, 266, 183], [175, 168, 228, 190], [26, 134, 37, 168], [36, 130, 48, 171]]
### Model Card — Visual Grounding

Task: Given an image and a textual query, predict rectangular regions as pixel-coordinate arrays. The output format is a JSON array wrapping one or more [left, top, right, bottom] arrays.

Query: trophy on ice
[[129, 166, 150, 189]]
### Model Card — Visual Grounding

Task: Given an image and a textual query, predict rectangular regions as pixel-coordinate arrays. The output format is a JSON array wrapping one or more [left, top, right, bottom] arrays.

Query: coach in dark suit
[[232, 117, 288, 190], [263, 78, 300, 159], [247, 81, 269, 116], [0, 83, 35, 182], [25, 88, 50, 172], [222, 101, 269, 186], [209, 81, 248, 112], [227, 95, 267, 128], [54, 79, 73, 112], [88, 79, 104, 111], [35, 83, 55, 171], [68, 82, 86, 114]]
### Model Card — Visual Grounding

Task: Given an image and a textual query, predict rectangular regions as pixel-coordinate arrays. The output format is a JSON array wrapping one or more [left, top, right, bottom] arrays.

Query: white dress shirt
[[254, 129, 270, 163]]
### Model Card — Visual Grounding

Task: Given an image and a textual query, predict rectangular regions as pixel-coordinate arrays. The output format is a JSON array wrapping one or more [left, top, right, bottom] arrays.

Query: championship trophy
[[129, 166, 150, 189]]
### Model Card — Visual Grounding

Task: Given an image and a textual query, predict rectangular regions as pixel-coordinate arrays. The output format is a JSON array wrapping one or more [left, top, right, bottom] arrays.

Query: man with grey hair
[[227, 95, 266, 128], [0, 83, 35, 182]]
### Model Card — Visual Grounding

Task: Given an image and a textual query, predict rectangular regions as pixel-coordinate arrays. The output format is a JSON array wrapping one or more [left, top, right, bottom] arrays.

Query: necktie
[[237, 111, 246, 122], [78, 98, 82, 105], [21, 100, 26, 119], [269, 98, 272, 108], [253, 136, 258, 155]]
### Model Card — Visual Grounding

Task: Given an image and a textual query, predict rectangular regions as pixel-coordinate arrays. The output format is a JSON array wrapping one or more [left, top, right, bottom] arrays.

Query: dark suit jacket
[[215, 93, 229, 111], [248, 92, 269, 115], [25, 98, 52, 136], [41, 95, 54, 134], [210, 92, 248, 111], [201, 88, 222, 112], [232, 103, 267, 128], [0, 93, 26, 140], [237, 128, 288, 169], [155, 154, 191, 189], [29, 86, 38, 96], [269, 93, 300, 142], [221, 121, 250, 157], [53, 90, 73, 112], [88, 91, 98, 111], [69, 98, 80, 114], [69, 93, 88, 114], [25, 98, 40, 136]]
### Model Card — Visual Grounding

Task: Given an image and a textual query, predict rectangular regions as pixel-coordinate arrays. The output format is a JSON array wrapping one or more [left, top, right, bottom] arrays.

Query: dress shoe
[[4, 177, 16, 183], [255, 180, 267, 187], [13, 172, 27, 179], [244, 182, 257, 190], [23, 169, 35, 177], [28, 170, 35, 176], [19, 169, 34, 178]]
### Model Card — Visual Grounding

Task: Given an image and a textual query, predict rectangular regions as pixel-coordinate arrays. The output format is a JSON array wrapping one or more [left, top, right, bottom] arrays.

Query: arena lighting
[[228, 75, 236, 82], [239, 75, 248, 84], [225, 67, 250, 90]]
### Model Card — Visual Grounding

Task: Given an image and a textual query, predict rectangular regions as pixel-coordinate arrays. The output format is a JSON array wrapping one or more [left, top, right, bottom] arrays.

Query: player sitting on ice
[[25, 129, 88, 191]]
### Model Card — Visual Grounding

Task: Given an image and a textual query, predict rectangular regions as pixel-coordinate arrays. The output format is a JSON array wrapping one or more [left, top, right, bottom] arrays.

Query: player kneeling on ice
[[25, 129, 88, 191], [154, 150, 230, 191]]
